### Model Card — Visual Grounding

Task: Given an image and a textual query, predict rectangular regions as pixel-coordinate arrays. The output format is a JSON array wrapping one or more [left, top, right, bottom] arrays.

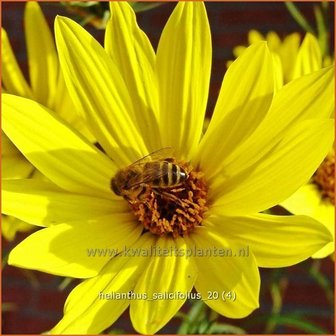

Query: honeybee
[[111, 148, 189, 204]]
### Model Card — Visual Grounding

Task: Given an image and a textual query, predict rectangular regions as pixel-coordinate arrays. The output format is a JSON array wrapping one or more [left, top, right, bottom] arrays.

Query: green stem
[[273, 315, 329, 334], [309, 259, 334, 306], [285, 2, 315, 34], [264, 271, 288, 333], [21, 269, 40, 289], [314, 5, 330, 57], [58, 277, 74, 291], [177, 300, 206, 334]]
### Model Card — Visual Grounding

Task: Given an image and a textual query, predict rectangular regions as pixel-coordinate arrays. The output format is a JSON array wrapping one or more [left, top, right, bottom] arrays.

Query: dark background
[[2, 1, 334, 334]]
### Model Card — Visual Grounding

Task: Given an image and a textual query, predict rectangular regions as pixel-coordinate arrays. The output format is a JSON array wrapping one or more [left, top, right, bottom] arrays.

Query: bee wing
[[130, 147, 174, 167], [126, 161, 170, 189], [125, 147, 174, 189]]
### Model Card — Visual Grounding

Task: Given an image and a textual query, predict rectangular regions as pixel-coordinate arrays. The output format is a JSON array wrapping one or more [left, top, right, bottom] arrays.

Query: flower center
[[313, 153, 335, 204], [129, 161, 208, 238]]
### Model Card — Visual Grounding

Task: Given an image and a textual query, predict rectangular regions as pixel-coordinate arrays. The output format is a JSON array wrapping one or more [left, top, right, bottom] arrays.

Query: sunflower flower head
[[313, 151, 335, 204], [2, 2, 334, 334], [231, 29, 335, 260], [228, 30, 327, 84], [282, 149, 335, 259], [126, 159, 208, 238]]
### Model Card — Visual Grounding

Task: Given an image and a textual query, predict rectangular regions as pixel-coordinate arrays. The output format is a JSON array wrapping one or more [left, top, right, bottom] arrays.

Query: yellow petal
[[292, 33, 322, 80], [312, 242, 334, 259], [131, 237, 197, 334], [105, 2, 160, 152], [197, 42, 274, 178], [272, 52, 284, 90], [205, 213, 332, 267], [2, 179, 128, 226], [51, 233, 155, 334], [278, 32, 300, 83], [266, 31, 281, 51], [55, 16, 148, 167], [323, 55, 333, 67], [2, 94, 116, 198], [2, 215, 35, 241], [58, 97, 96, 142], [186, 227, 260, 318], [2, 155, 34, 179], [248, 29, 264, 44], [1, 28, 32, 98], [24, 2, 58, 107], [212, 66, 334, 193], [2, 131, 19, 156], [157, 2, 211, 159], [8, 213, 142, 278], [211, 119, 333, 214], [281, 184, 334, 227], [232, 45, 246, 58], [281, 183, 334, 258]]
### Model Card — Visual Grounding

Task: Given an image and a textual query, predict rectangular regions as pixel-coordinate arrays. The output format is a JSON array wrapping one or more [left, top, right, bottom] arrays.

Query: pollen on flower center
[[129, 161, 208, 238], [313, 153, 335, 204]]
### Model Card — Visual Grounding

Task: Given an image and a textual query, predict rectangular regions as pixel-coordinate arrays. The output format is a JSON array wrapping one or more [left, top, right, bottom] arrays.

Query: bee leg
[[123, 195, 132, 203], [153, 189, 183, 206], [126, 196, 151, 210], [138, 194, 151, 208], [137, 187, 152, 208]]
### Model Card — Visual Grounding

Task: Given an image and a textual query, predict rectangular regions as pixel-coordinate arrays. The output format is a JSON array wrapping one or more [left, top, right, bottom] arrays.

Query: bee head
[[111, 175, 122, 196]]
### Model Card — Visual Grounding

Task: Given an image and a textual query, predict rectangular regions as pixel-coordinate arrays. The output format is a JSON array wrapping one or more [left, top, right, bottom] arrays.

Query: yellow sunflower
[[2, 2, 93, 240], [281, 151, 334, 258], [230, 29, 335, 259], [2, 2, 334, 334], [2, 2, 91, 138], [229, 30, 329, 84]]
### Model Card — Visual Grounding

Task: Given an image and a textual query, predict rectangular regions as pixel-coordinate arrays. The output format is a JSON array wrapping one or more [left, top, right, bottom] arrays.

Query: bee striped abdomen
[[171, 162, 179, 185], [148, 161, 188, 188]]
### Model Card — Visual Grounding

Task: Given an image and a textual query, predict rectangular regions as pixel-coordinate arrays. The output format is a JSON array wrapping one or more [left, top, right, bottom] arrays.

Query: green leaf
[[2, 303, 17, 312], [129, 2, 166, 13], [309, 259, 334, 306], [107, 328, 126, 334], [198, 319, 212, 334], [177, 300, 207, 334], [2, 253, 9, 270], [61, 1, 99, 8], [270, 315, 329, 334], [207, 323, 246, 334], [314, 5, 329, 57]]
